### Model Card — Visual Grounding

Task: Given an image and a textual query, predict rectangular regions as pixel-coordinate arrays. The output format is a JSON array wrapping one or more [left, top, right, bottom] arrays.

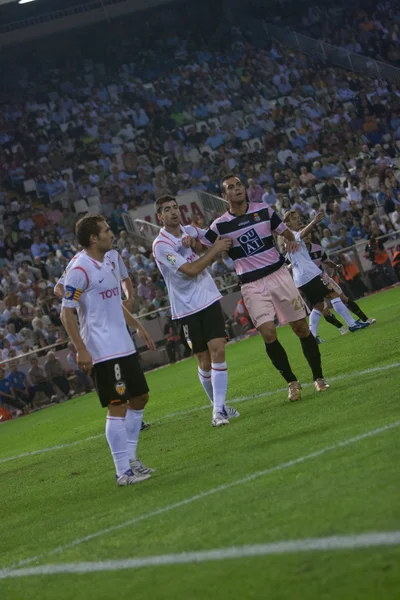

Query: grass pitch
[[0, 287, 399, 600]]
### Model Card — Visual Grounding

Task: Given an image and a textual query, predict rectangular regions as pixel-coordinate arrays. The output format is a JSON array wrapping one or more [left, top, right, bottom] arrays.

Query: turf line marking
[[2, 530, 400, 579], [2, 418, 399, 576], [1, 361, 399, 466]]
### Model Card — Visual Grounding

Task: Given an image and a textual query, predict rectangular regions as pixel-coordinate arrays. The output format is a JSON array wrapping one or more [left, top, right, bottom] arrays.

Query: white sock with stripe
[[105, 416, 130, 476], [198, 368, 213, 406], [211, 362, 228, 415], [125, 408, 144, 461], [331, 298, 357, 327], [309, 309, 322, 338]]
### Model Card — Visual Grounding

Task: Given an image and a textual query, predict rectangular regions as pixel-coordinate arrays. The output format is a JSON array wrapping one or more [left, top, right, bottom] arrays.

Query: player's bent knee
[[290, 318, 310, 338], [129, 393, 149, 410], [107, 401, 128, 417], [258, 322, 277, 344]]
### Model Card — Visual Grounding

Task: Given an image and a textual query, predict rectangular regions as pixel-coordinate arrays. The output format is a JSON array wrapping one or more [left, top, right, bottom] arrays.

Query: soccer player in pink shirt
[[202, 174, 328, 401]]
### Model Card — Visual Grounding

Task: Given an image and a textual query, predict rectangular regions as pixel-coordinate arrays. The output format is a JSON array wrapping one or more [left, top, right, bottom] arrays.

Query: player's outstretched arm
[[61, 307, 93, 373], [178, 237, 232, 278], [299, 211, 325, 239], [122, 306, 156, 351]]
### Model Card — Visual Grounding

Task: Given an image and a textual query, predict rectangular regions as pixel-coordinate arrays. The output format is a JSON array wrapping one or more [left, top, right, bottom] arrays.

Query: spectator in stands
[[28, 357, 57, 403], [44, 351, 73, 400], [7, 362, 36, 409], [0, 366, 28, 414]]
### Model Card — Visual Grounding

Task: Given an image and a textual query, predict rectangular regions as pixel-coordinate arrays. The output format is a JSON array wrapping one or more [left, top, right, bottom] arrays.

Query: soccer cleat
[[315, 336, 325, 344], [288, 381, 302, 402], [367, 318, 376, 325], [116, 469, 151, 486], [212, 412, 230, 427], [339, 327, 348, 335], [129, 458, 154, 474], [314, 378, 330, 392], [140, 421, 151, 431], [349, 321, 370, 332], [223, 406, 240, 419]]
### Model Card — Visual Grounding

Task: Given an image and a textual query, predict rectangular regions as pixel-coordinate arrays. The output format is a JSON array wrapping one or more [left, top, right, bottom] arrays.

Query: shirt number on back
[[114, 363, 121, 381]]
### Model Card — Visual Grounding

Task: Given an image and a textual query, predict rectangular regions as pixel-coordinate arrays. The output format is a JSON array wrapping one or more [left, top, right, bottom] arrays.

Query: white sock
[[331, 298, 356, 327], [309, 309, 322, 338], [105, 416, 130, 477], [125, 408, 144, 461], [198, 368, 213, 405], [211, 362, 228, 415]]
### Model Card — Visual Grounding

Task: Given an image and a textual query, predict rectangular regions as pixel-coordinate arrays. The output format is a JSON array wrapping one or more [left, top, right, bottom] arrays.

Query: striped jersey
[[203, 203, 287, 284], [307, 243, 328, 269]]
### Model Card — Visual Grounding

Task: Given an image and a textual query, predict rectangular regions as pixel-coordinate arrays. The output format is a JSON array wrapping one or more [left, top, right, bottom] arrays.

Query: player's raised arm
[[178, 237, 231, 277], [298, 211, 325, 240]]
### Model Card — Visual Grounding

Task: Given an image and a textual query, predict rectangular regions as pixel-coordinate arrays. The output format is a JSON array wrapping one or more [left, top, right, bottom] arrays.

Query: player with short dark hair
[[61, 214, 156, 486], [202, 175, 328, 401], [153, 196, 239, 426]]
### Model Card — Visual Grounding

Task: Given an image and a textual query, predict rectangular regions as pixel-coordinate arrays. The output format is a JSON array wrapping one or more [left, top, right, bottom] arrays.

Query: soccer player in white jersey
[[61, 214, 156, 486], [152, 195, 238, 427], [201, 175, 327, 401], [302, 232, 376, 330], [55, 248, 151, 431], [283, 210, 370, 340]]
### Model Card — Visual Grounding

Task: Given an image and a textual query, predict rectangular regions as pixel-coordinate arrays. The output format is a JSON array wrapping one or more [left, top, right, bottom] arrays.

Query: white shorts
[[242, 265, 307, 327]]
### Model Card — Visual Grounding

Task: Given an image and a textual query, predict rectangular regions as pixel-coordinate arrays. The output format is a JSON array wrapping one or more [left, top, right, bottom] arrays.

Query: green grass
[[1, 287, 400, 600]]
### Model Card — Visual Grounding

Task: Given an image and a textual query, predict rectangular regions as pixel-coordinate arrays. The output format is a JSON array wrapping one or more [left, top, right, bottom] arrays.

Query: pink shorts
[[322, 272, 343, 296], [242, 265, 306, 328]]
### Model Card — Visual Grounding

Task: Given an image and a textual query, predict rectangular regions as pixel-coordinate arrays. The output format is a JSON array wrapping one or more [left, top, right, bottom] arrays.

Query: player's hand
[[137, 325, 156, 351], [77, 348, 93, 374], [313, 211, 325, 225], [286, 241, 299, 253], [123, 297, 134, 311], [213, 236, 232, 253], [182, 236, 196, 248]]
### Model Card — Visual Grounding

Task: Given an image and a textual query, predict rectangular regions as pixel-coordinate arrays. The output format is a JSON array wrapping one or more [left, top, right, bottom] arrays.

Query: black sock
[[300, 333, 323, 380], [265, 340, 297, 383], [324, 313, 343, 329], [347, 299, 368, 322]]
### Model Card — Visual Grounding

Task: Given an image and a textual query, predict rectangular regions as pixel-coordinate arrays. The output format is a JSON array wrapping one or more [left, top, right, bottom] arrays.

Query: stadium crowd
[[1, 3, 400, 417], [298, 1, 400, 66]]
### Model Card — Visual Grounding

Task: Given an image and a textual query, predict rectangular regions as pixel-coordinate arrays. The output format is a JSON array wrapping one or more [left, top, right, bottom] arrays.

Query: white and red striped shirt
[[202, 203, 287, 284]]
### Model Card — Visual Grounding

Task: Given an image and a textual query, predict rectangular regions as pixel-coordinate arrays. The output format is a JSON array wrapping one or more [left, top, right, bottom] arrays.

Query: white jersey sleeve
[[118, 253, 128, 279], [153, 241, 188, 274], [62, 267, 89, 309]]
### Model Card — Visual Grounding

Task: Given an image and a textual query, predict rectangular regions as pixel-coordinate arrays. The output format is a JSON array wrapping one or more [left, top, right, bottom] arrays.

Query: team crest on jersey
[[167, 253, 176, 265], [115, 381, 126, 396], [238, 228, 264, 256], [253, 213, 261, 223]]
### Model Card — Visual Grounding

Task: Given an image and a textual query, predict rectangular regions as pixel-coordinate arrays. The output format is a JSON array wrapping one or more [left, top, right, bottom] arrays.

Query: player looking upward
[[283, 211, 370, 340], [303, 232, 376, 329], [153, 195, 239, 427], [202, 174, 328, 401], [61, 214, 156, 486]]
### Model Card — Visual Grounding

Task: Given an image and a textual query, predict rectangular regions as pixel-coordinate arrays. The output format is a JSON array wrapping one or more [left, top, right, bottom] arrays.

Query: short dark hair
[[283, 210, 297, 224], [75, 214, 106, 248], [155, 195, 177, 214], [220, 173, 238, 194]]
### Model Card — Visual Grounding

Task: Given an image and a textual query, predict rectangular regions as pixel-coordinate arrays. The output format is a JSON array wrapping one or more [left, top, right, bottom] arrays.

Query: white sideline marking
[[0, 361, 399, 466], [2, 418, 399, 575], [2, 531, 400, 579]]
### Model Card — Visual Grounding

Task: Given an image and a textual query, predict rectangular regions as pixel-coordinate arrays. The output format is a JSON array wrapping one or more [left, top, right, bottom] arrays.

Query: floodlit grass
[[0, 287, 399, 600]]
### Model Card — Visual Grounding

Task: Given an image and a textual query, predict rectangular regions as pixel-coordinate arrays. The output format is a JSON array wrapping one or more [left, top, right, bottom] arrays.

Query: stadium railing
[[263, 22, 400, 84]]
